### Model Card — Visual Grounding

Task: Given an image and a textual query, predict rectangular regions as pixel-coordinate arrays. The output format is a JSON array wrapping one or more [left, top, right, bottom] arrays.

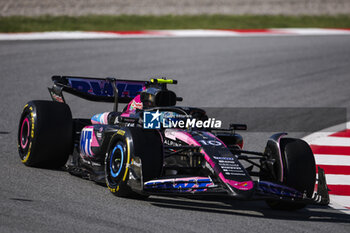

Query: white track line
[[323, 174, 350, 185], [0, 31, 122, 40], [161, 29, 239, 37], [0, 28, 350, 41], [308, 137, 350, 147], [273, 28, 350, 35], [302, 132, 334, 142], [302, 122, 350, 142], [330, 195, 350, 210], [314, 154, 350, 166]]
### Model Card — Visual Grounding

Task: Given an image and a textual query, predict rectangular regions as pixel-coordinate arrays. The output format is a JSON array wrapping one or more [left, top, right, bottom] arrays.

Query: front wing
[[141, 168, 329, 206]]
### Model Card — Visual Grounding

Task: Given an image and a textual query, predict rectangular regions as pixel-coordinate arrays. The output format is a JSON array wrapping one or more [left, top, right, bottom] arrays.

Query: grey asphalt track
[[1, 36, 350, 233]]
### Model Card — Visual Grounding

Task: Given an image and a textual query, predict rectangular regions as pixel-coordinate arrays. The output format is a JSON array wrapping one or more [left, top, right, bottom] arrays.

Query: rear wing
[[48, 76, 146, 105]]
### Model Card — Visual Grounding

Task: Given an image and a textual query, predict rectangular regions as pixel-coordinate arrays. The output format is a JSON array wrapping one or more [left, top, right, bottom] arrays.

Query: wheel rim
[[20, 117, 30, 149], [110, 144, 124, 178]]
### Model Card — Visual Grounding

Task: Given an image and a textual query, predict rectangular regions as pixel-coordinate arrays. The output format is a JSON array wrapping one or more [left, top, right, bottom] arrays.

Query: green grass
[[1, 15, 350, 32]]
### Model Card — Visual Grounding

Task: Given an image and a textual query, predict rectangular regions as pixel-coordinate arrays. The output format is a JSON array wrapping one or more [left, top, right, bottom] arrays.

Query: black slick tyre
[[266, 138, 316, 210], [18, 100, 73, 168], [105, 137, 132, 197]]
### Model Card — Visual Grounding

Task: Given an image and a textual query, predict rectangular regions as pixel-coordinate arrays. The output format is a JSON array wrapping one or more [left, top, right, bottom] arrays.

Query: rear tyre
[[17, 100, 73, 168], [265, 138, 316, 210]]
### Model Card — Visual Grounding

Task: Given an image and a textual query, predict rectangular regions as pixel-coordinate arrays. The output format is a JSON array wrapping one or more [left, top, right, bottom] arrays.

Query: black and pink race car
[[18, 76, 329, 210]]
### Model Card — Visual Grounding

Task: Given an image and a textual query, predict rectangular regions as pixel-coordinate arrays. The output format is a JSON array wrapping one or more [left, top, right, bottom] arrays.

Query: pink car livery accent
[[218, 173, 254, 191], [121, 94, 143, 117], [165, 129, 201, 146], [164, 129, 254, 193]]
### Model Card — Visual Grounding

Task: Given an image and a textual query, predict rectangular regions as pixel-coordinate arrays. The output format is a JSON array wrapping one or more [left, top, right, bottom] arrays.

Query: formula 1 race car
[[18, 76, 329, 210]]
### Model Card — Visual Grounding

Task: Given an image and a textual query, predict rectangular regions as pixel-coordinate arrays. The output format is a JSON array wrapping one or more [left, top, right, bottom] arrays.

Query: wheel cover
[[110, 144, 124, 178]]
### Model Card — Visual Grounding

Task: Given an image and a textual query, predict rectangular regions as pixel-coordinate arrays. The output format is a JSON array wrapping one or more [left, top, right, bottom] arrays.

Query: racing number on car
[[198, 140, 222, 146]]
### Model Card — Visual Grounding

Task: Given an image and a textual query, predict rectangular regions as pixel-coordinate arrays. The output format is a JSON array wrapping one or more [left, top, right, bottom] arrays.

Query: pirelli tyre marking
[[123, 138, 131, 182], [21, 106, 35, 163]]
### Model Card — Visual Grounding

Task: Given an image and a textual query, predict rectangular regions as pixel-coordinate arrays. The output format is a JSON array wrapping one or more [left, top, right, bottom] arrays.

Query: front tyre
[[266, 138, 316, 210], [105, 138, 132, 197], [18, 100, 73, 168]]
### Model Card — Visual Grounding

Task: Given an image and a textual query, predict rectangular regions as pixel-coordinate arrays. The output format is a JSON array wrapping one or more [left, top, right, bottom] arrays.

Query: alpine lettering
[[69, 78, 143, 98], [80, 128, 93, 156]]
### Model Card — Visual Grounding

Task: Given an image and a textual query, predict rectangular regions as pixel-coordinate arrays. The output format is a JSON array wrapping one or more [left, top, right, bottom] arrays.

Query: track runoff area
[[2, 28, 349, 212], [303, 122, 350, 214]]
